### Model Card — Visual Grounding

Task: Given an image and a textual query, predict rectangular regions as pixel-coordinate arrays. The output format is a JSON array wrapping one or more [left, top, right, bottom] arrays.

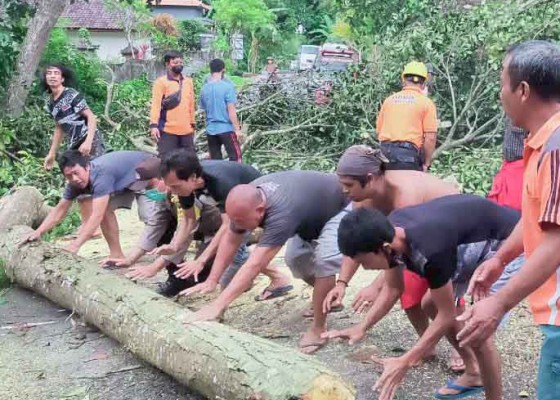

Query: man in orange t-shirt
[[377, 61, 438, 172], [458, 40, 560, 399], [149, 50, 196, 157]]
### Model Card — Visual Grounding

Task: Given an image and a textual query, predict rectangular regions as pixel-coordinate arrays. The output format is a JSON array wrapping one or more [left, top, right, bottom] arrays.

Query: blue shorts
[[538, 325, 560, 400]]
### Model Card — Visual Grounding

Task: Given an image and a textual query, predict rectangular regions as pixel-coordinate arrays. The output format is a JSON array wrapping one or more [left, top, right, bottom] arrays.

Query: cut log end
[[301, 374, 356, 400]]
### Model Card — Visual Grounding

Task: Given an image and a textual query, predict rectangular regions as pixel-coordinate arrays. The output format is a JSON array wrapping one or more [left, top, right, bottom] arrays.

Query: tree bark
[[0, 186, 50, 231], [0, 187, 355, 400], [4, 0, 70, 117]]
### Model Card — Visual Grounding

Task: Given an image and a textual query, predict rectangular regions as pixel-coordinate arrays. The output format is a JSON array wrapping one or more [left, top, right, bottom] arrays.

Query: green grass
[[43, 208, 81, 242]]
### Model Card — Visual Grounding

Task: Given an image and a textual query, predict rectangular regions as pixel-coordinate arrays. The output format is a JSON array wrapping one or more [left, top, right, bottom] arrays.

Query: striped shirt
[[522, 111, 560, 326]]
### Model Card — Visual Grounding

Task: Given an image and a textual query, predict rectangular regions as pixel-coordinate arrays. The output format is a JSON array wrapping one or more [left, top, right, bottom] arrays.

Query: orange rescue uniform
[[149, 73, 195, 136], [376, 86, 438, 148]]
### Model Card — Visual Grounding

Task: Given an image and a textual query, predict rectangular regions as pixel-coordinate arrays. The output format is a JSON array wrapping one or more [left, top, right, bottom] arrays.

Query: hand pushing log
[[0, 187, 355, 400]]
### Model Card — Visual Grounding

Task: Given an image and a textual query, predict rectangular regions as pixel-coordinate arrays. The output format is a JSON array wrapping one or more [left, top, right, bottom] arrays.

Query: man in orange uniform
[[458, 40, 560, 400], [377, 61, 438, 172], [149, 50, 196, 157]]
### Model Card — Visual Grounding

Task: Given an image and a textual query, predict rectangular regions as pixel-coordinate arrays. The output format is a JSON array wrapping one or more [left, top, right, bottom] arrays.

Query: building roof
[[60, 0, 125, 31], [155, 0, 211, 11]]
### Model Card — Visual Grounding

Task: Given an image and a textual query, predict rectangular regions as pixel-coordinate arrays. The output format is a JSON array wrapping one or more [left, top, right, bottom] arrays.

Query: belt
[[380, 141, 419, 151]]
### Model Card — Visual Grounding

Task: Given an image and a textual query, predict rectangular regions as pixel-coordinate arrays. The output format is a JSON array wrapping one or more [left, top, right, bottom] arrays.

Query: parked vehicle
[[298, 45, 320, 71]]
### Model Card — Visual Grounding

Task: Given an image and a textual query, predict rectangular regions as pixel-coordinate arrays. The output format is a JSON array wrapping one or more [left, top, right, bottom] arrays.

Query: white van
[[298, 45, 320, 71]]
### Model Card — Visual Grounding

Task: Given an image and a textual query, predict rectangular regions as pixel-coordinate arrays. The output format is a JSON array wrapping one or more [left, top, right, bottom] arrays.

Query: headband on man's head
[[336, 145, 389, 176]]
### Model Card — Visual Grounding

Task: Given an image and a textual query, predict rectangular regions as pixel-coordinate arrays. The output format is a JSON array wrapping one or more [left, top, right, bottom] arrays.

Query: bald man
[[184, 170, 348, 354]]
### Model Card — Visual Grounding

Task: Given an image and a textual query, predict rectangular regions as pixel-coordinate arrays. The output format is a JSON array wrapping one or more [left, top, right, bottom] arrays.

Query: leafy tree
[[212, 0, 276, 72]]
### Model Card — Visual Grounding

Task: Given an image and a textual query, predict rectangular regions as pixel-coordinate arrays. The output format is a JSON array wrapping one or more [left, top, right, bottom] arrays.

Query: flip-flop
[[434, 379, 484, 399], [303, 304, 344, 318], [254, 284, 294, 301], [299, 340, 327, 355]]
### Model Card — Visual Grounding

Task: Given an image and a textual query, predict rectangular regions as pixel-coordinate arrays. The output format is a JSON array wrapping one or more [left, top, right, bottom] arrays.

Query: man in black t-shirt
[[325, 194, 520, 400], [151, 149, 292, 297]]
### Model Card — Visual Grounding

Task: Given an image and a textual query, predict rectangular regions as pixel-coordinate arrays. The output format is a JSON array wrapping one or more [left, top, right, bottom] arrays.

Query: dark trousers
[[158, 132, 195, 158], [165, 241, 215, 291], [207, 132, 242, 162], [380, 141, 423, 171]]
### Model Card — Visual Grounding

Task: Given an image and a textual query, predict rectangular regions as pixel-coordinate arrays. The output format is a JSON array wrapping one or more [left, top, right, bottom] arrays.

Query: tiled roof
[[60, 0, 124, 31], [156, 0, 211, 11]]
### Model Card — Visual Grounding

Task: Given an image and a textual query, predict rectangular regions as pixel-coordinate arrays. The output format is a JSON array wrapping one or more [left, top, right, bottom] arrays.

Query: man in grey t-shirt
[[183, 170, 348, 354], [22, 150, 154, 259]]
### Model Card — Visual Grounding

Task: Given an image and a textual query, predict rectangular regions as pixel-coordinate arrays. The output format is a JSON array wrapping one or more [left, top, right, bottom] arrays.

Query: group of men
[[150, 51, 243, 161], [22, 39, 560, 400]]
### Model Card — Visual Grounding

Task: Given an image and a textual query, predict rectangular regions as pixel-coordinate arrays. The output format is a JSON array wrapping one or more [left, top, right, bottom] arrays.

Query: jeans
[[538, 325, 560, 400]]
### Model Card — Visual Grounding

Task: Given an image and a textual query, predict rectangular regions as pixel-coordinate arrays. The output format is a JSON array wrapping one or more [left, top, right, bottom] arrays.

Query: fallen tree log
[[0, 187, 355, 400], [0, 186, 50, 230]]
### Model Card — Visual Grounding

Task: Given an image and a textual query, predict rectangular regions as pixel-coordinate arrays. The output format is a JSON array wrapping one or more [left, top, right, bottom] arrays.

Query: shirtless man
[[323, 145, 460, 362]]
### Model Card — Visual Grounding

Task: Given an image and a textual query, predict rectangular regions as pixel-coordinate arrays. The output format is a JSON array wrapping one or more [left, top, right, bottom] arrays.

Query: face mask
[[145, 189, 167, 202], [171, 65, 183, 74]]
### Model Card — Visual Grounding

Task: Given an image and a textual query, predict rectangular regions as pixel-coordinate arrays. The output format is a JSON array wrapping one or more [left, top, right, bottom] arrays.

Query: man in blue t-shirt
[[199, 59, 243, 162], [21, 150, 154, 260]]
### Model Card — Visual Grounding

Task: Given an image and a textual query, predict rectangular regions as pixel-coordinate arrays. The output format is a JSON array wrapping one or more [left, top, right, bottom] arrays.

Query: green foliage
[[0, 259, 10, 290], [43, 208, 81, 241], [213, 0, 275, 34], [0, 0, 32, 93], [178, 20, 208, 52], [431, 146, 503, 195]]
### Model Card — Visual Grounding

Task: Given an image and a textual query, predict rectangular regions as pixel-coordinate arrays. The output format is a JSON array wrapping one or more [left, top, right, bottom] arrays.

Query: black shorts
[[157, 132, 195, 157], [207, 132, 242, 162], [380, 141, 423, 171]]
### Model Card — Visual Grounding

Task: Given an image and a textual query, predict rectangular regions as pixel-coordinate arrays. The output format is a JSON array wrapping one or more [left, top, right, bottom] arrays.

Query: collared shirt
[[376, 86, 438, 148], [522, 110, 560, 326], [149, 73, 195, 135]]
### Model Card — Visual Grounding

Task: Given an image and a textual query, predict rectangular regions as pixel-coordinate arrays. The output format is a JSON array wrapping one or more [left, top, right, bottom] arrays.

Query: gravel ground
[[0, 206, 542, 400]]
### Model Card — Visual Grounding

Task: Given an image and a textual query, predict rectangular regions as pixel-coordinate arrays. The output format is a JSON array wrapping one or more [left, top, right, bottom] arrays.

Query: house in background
[[149, 0, 211, 21], [59, 0, 210, 62]]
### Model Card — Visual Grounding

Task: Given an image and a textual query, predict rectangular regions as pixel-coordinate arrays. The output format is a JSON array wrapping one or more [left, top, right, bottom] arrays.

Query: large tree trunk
[[4, 0, 70, 117], [0, 187, 355, 400], [0, 186, 50, 230]]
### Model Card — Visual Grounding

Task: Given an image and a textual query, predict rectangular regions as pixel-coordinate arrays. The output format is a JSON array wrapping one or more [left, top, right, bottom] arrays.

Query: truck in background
[[297, 45, 321, 71]]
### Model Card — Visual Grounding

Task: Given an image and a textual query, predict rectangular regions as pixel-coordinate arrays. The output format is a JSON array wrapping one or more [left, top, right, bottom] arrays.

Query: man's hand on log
[[179, 279, 218, 297], [174, 260, 205, 281], [126, 264, 160, 281], [149, 244, 178, 256], [19, 230, 42, 247], [184, 303, 224, 324]]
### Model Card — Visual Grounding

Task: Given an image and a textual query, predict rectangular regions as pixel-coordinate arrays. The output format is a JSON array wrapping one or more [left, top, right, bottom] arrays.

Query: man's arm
[[184, 243, 281, 322], [422, 131, 437, 170], [323, 255, 360, 312], [149, 80, 164, 139], [401, 282, 455, 366], [323, 268, 403, 343], [227, 103, 241, 134], [188, 80, 196, 127], [65, 195, 110, 253], [79, 108, 97, 156], [197, 213, 229, 264], [359, 268, 404, 332], [23, 198, 72, 241], [492, 221, 524, 265], [151, 208, 196, 255], [44, 125, 64, 170], [458, 225, 560, 347]]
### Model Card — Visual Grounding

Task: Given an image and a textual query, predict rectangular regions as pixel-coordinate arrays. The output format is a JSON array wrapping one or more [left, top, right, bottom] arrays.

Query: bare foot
[[299, 328, 327, 355], [436, 372, 482, 397], [448, 348, 466, 372]]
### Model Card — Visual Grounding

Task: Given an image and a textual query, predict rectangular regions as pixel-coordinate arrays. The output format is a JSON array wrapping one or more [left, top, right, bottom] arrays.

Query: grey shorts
[[452, 240, 524, 299], [284, 207, 348, 281]]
